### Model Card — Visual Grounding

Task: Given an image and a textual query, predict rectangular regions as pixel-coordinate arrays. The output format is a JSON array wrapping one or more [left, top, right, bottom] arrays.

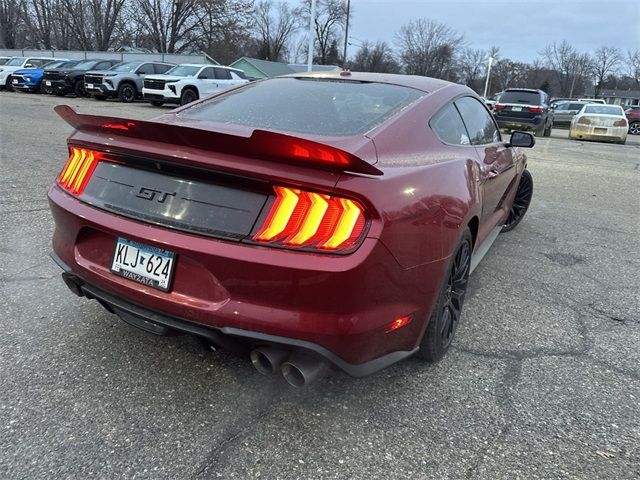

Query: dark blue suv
[[493, 88, 553, 137]]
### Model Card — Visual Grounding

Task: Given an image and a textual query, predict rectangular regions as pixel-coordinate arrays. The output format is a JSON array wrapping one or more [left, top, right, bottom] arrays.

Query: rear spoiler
[[54, 105, 383, 176]]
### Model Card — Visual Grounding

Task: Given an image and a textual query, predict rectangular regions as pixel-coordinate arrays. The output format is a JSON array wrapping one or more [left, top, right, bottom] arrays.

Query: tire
[[416, 228, 472, 362], [74, 81, 86, 97], [118, 82, 137, 103], [502, 169, 533, 232], [93, 95, 107, 101], [180, 88, 198, 106], [40, 83, 52, 95], [5, 76, 13, 92], [150, 100, 163, 107], [534, 124, 545, 137], [628, 121, 640, 135], [543, 123, 552, 137]]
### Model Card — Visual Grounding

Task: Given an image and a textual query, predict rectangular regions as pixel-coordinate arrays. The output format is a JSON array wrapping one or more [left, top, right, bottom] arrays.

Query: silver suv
[[84, 61, 174, 102]]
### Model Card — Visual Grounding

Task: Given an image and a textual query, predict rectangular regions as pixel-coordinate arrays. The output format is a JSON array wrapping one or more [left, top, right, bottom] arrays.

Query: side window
[[199, 67, 214, 79], [430, 103, 471, 146], [136, 63, 155, 75], [154, 63, 172, 74], [30, 59, 46, 67], [231, 70, 247, 80], [214, 67, 232, 80], [454, 96, 501, 145]]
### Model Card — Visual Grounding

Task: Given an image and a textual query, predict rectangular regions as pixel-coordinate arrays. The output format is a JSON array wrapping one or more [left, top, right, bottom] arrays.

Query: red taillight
[[613, 119, 628, 127], [528, 106, 544, 113], [253, 186, 367, 252], [577, 117, 591, 125], [494, 103, 506, 111], [57, 147, 101, 195]]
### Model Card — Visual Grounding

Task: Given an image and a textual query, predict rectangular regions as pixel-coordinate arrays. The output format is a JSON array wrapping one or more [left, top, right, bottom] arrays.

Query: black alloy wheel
[[118, 83, 136, 103], [5, 76, 13, 92], [502, 169, 533, 232], [40, 83, 52, 95], [629, 121, 640, 135], [417, 228, 472, 362], [74, 81, 86, 97], [180, 88, 198, 106]]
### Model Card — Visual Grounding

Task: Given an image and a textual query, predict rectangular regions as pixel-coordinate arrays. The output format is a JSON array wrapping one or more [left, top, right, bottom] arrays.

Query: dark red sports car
[[49, 72, 534, 386]]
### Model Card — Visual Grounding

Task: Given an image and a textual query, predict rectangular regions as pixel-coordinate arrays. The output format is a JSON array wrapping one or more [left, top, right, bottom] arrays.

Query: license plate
[[594, 127, 607, 133], [511, 106, 522, 112], [110, 237, 176, 291], [45, 80, 51, 86], [87, 83, 94, 89]]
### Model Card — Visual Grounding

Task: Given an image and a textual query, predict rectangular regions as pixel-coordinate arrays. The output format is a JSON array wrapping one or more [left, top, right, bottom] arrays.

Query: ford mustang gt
[[48, 72, 534, 387]]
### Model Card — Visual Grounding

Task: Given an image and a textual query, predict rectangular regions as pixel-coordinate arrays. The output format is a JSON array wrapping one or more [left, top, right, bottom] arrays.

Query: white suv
[[142, 64, 249, 106]]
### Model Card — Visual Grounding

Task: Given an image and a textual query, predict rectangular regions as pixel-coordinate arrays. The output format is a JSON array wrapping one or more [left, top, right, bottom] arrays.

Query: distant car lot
[[0, 91, 638, 479]]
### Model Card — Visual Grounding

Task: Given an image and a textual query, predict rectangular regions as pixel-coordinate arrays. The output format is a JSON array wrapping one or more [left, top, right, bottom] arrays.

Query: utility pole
[[342, 0, 351, 68], [483, 56, 494, 98], [307, 0, 317, 72]]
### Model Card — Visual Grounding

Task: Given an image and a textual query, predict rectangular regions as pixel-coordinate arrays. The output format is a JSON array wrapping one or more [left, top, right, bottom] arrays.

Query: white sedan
[[569, 104, 628, 144]]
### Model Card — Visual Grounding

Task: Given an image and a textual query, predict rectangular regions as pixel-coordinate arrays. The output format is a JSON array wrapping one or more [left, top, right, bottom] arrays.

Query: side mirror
[[508, 131, 535, 148], [25, 63, 34, 68]]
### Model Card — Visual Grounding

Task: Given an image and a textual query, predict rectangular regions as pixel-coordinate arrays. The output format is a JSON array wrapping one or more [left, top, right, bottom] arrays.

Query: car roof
[[504, 88, 540, 93], [279, 71, 450, 93]]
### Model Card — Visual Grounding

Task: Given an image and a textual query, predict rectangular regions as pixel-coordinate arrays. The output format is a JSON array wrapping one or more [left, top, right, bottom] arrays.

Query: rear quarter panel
[[337, 84, 483, 269]]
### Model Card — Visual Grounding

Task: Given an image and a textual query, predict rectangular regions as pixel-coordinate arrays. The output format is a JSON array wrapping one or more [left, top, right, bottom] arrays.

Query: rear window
[[181, 78, 424, 136], [584, 105, 623, 115], [499, 91, 540, 105]]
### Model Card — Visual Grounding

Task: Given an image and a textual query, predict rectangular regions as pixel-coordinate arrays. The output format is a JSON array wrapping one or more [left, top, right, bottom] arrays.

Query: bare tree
[[625, 49, 640, 89], [191, 0, 254, 64], [591, 46, 622, 97], [395, 19, 464, 80], [458, 47, 487, 91], [540, 41, 592, 97], [491, 59, 530, 92], [0, 0, 27, 48], [131, 0, 199, 53], [90, 0, 127, 50], [300, 0, 347, 65], [253, 0, 299, 62], [349, 40, 399, 73]]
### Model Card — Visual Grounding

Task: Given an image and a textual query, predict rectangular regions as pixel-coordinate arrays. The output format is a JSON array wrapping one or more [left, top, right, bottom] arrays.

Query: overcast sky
[[304, 0, 639, 63]]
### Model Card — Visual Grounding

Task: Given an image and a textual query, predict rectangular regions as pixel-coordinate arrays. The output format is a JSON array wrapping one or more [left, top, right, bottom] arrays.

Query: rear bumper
[[48, 185, 446, 374], [495, 116, 544, 131], [52, 252, 417, 377], [569, 124, 627, 142]]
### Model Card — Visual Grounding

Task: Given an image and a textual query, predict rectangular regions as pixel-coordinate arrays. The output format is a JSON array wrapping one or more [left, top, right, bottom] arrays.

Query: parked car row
[[0, 56, 249, 106]]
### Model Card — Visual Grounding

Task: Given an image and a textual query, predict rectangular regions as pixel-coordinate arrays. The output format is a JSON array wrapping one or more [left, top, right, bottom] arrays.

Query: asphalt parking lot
[[1, 91, 639, 480]]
